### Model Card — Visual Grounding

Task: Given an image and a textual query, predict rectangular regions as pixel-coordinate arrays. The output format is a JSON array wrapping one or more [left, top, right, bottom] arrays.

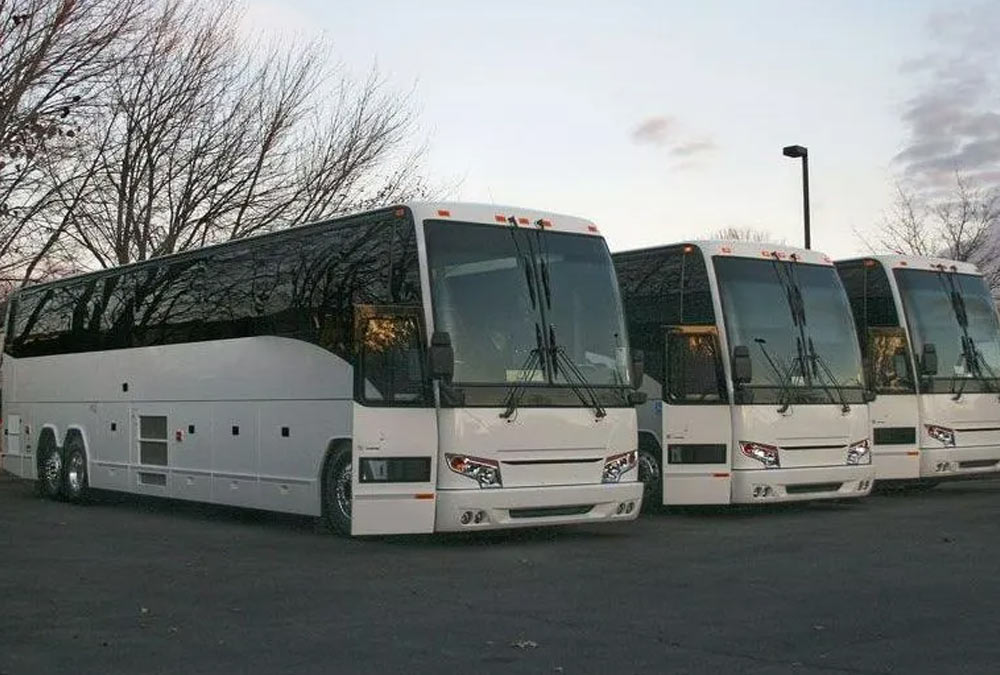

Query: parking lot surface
[[2, 473, 999, 674]]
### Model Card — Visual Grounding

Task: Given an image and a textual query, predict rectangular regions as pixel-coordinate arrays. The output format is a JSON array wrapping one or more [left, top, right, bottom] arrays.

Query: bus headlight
[[846, 439, 871, 465], [739, 441, 780, 468], [446, 454, 503, 488], [926, 424, 956, 447], [602, 450, 638, 483]]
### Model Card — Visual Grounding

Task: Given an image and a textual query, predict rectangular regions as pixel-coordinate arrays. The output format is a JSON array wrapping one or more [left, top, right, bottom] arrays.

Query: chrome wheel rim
[[335, 464, 352, 522], [638, 451, 661, 503], [67, 453, 85, 495], [42, 451, 62, 493]]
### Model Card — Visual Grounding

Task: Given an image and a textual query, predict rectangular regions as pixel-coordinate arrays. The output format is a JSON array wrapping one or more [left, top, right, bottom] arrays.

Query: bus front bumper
[[921, 445, 1000, 478], [731, 465, 875, 503], [434, 482, 643, 532]]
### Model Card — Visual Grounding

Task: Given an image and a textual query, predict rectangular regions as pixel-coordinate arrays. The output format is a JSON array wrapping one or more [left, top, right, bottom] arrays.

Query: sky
[[241, 0, 1000, 257]]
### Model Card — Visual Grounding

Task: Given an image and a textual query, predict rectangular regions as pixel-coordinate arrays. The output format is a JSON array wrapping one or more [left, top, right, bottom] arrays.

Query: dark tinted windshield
[[894, 269, 1000, 391], [424, 221, 629, 388], [714, 257, 865, 400]]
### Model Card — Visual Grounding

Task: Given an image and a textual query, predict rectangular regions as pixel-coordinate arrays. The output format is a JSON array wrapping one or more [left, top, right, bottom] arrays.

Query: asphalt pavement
[[1, 472, 999, 674]]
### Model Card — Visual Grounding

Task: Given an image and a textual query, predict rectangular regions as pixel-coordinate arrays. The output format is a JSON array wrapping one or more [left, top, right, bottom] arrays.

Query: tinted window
[[614, 245, 715, 389]]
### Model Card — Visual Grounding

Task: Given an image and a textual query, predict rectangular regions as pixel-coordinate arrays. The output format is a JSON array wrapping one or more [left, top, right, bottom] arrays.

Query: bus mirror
[[920, 343, 938, 376], [732, 345, 752, 384], [863, 390, 877, 403], [629, 350, 645, 388], [628, 390, 648, 405], [429, 331, 454, 382], [892, 349, 908, 380]]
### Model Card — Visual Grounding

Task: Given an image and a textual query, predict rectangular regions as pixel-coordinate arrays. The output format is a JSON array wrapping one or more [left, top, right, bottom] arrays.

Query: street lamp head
[[783, 145, 808, 158]]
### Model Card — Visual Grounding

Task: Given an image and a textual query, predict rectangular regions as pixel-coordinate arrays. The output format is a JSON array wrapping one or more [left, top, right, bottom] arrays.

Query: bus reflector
[[683, 245, 694, 253], [712, 472, 730, 478], [437, 209, 451, 217], [517, 217, 529, 225], [720, 246, 732, 254], [587, 225, 599, 233], [864, 259, 877, 267], [394, 208, 405, 217], [906, 451, 920, 456], [495, 215, 506, 223], [414, 493, 435, 500], [538, 219, 552, 228]]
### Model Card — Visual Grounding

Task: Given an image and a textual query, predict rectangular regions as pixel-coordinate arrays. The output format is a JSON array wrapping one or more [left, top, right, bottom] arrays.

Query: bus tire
[[62, 445, 90, 503], [321, 447, 353, 536], [36, 437, 63, 501], [637, 435, 663, 513]]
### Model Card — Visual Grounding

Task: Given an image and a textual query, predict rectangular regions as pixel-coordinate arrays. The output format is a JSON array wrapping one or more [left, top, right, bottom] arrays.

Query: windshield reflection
[[424, 220, 629, 389]]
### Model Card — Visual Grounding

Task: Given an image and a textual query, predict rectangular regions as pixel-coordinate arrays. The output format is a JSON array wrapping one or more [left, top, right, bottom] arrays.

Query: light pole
[[782, 144, 810, 249]]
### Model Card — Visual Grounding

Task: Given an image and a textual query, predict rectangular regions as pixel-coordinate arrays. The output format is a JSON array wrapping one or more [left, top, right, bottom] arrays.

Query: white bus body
[[836, 255, 1000, 483], [614, 241, 875, 506], [1, 203, 643, 535]]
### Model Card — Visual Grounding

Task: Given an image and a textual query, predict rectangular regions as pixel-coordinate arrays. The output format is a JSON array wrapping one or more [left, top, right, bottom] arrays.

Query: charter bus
[[0, 203, 644, 535], [613, 241, 876, 507], [836, 255, 1000, 486]]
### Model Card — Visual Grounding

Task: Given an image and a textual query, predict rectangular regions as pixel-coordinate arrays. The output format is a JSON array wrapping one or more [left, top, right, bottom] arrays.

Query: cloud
[[894, 4, 1000, 190], [631, 117, 675, 146], [631, 116, 716, 167], [671, 139, 716, 157]]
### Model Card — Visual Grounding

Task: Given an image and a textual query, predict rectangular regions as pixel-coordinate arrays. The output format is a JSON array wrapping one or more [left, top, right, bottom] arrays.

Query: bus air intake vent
[[785, 482, 842, 495], [509, 505, 594, 519], [959, 460, 999, 469]]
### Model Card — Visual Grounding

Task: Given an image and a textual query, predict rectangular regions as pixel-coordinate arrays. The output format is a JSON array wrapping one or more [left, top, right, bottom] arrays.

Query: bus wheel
[[37, 446, 63, 500], [63, 446, 90, 503], [322, 448, 352, 535], [637, 445, 662, 512]]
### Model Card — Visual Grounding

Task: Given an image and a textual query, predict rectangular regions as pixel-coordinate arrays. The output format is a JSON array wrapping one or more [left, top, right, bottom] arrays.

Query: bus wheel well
[[319, 438, 353, 535], [638, 431, 662, 457], [320, 438, 352, 482], [63, 429, 86, 455]]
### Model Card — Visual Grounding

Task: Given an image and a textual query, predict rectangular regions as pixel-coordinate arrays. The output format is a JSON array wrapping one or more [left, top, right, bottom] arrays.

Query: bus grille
[[509, 505, 594, 519], [785, 482, 842, 495]]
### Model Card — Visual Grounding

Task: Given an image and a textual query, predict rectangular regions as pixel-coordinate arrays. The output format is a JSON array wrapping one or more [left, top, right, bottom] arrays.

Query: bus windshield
[[894, 269, 1000, 392], [424, 220, 630, 390], [714, 257, 865, 403]]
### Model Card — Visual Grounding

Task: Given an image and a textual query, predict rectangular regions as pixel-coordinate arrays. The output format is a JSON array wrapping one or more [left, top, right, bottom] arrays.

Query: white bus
[[836, 255, 1000, 485], [1, 203, 644, 535], [613, 241, 876, 506]]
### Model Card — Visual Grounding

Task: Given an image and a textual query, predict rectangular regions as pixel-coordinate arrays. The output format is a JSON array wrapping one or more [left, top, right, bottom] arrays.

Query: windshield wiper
[[753, 337, 795, 412], [933, 269, 975, 400], [550, 326, 606, 419], [499, 324, 547, 419], [807, 337, 850, 413], [533, 219, 553, 308], [507, 216, 537, 309]]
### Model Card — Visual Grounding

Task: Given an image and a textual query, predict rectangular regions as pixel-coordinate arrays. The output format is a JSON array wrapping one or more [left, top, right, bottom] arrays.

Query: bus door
[[662, 326, 733, 504], [351, 306, 438, 535], [866, 327, 921, 479]]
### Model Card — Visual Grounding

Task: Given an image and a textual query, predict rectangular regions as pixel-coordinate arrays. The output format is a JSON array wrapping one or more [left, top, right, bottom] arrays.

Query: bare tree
[[709, 226, 781, 243], [64, 0, 429, 269], [870, 173, 1000, 290], [0, 0, 144, 294]]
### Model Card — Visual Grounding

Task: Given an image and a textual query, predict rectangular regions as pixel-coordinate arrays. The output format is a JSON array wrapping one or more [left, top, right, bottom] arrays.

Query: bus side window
[[357, 313, 426, 405], [665, 329, 726, 404]]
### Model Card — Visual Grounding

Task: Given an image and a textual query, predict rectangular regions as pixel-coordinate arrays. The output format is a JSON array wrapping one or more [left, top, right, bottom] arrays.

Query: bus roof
[[407, 201, 601, 237], [12, 201, 603, 296], [837, 254, 982, 276], [615, 239, 835, 266]]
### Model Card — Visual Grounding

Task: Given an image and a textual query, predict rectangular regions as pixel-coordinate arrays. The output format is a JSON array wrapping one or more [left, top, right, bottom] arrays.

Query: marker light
[[846, 439, 872, 465], [739, 441, 780, 468], [926, 425, 956, 447], [446, 454, 503, 488], [602, 450, 638, 483]]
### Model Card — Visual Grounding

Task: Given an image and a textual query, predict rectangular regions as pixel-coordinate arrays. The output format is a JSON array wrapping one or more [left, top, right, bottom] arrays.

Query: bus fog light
[[740, 441, 780, 468], [446, 454, 503, 488], [847, 439, 871, 465], [763, 486, 774, 497], [626, 501, 635, 514], [460, 511, 473, 525], [603, 451, 638, 483], [616, 502, 626, 514], [926, 425, 956, 447], [473, 510, 486, 524]]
